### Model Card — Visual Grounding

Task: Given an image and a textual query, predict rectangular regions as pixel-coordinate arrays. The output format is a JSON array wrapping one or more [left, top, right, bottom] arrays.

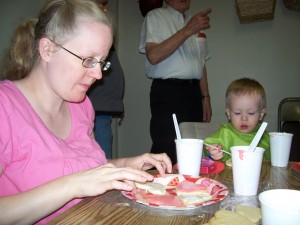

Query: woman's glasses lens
[[82, 58, 110, 71]]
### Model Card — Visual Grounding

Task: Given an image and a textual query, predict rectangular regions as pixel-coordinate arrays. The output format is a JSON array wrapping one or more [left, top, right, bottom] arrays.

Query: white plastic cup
[[175, 139, 203, 177], [269, 132, 293, 167], [231, 146, 265, 196], [259, 189, 300, 225]]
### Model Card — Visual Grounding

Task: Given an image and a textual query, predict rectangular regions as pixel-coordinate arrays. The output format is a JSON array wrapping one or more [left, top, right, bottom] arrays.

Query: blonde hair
[[1, 0, 113, 80], [225, 77, 266, 110]]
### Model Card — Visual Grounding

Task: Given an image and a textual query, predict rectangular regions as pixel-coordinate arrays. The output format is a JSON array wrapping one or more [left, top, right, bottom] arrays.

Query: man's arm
[[199, 65, 212, 122], [145, 8, 212, 65]]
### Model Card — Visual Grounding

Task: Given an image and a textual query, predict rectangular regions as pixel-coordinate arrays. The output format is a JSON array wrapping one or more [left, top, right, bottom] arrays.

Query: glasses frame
[[50, 39, 111, 71]]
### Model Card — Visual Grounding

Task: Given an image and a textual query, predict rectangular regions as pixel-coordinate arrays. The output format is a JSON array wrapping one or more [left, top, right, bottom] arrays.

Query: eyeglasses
[[50, 40, 111, 71]]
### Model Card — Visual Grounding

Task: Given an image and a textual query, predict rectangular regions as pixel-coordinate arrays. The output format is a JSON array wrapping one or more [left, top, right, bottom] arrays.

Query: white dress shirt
[[139, 5, 210, 80]]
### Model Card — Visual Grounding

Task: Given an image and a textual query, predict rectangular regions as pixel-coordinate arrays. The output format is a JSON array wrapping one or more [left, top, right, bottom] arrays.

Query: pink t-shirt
[[0, 80, 107, 224]]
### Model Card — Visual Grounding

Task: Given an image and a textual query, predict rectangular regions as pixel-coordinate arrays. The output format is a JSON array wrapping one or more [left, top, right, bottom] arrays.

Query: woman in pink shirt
[[0, 1, 172, 224]]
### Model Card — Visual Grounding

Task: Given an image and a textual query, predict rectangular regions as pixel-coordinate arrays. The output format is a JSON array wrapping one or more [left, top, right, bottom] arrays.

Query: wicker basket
[[283, 0, 300, 11], [236, 0, 276, 24]]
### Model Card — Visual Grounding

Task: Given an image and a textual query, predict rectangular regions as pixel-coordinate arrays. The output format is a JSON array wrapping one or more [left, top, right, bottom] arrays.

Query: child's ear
[[225, 108, 230, 120], [259, 108, 266, 120]]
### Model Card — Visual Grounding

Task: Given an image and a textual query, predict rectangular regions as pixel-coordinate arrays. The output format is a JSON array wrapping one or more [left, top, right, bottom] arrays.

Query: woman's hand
[[0, 163, 154, 225], [69, 163, 154, 198], [205, 144, 224, 160], [110, 153, 172, 177]]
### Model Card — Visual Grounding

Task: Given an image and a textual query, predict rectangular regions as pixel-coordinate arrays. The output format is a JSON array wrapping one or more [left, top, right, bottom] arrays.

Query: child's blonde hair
[[225, 77, 266, 110]]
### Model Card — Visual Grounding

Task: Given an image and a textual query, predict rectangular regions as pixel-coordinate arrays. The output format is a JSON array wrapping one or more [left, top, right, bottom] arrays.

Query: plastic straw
[[172, 114, 181, 140]]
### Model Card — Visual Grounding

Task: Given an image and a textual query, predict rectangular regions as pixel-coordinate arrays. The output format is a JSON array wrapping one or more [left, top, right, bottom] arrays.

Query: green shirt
[[204, 123, 270, 162]]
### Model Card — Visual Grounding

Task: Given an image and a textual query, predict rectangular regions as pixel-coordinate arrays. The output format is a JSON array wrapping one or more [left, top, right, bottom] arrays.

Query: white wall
[[117, 0, 300, 158], [0, 1, 44, 56], [117, 1, 152, 157], [1, 0, 300, 159]]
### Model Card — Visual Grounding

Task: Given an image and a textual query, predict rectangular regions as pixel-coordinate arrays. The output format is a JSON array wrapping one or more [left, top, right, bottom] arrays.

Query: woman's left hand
[[110, 153, 172, 177]]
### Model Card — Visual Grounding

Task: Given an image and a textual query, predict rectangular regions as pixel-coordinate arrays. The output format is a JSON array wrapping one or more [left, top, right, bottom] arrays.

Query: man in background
[[139, 0, 212, 164], [88, 0, 125, 159]]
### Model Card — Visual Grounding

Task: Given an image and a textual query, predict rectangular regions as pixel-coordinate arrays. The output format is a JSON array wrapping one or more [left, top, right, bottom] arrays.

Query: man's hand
[[185, 8, 212, 36]]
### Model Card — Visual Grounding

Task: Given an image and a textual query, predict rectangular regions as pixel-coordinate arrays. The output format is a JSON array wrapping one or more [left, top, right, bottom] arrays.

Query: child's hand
[[205, 144, 224, 160]]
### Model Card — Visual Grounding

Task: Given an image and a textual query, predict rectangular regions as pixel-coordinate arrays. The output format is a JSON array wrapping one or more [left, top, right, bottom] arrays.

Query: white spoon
[[204, 143, 231, 155], [248, 122, 268, 152]]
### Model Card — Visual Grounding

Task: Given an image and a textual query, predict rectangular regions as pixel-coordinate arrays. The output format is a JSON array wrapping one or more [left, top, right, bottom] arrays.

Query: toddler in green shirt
[[204, 78, 271, 164]]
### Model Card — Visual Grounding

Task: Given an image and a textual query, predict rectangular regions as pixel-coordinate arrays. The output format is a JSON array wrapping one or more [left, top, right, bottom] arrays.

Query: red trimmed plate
[[173, 161, 225, 175], [291, 162, 300, 172], [122, 174, 228, 210]]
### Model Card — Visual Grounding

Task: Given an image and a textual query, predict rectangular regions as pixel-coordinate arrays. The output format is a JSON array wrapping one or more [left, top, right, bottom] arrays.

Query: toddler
[[204, 77, 270, 163]]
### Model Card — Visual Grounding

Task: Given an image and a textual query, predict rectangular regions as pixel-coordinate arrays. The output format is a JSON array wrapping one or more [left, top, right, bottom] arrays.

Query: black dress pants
[[150, 79, 203, 165]]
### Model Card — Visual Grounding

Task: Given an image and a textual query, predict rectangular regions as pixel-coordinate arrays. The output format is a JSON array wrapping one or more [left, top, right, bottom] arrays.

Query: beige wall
[[1, 0, 300, 159], [117, 0, 300, 158], [0, 1, 43, 57]]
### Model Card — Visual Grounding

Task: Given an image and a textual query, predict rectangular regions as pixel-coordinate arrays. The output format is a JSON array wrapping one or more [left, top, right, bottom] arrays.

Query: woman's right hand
[[68, 163, 154, 198], [0, 163, 154, 225]]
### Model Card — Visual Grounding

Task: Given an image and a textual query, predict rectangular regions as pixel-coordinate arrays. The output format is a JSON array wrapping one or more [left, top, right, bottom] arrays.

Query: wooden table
[[47, 161, 300, 225]]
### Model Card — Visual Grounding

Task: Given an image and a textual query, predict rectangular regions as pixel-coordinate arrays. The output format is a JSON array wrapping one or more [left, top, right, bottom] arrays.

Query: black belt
[[153, 78, 199, 85]]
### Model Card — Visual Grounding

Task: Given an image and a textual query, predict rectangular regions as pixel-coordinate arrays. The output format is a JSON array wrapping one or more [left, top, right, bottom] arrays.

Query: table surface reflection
[[46, 161, 300, 225]]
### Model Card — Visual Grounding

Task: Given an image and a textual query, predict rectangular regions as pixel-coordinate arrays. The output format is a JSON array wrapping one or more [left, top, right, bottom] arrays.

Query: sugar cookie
[[209, 210, 256, 225], [236, 204, 261, 223]]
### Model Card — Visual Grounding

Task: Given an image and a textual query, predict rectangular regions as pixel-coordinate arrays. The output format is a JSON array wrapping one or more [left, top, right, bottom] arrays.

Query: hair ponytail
[[1, 19, 38, 80]]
